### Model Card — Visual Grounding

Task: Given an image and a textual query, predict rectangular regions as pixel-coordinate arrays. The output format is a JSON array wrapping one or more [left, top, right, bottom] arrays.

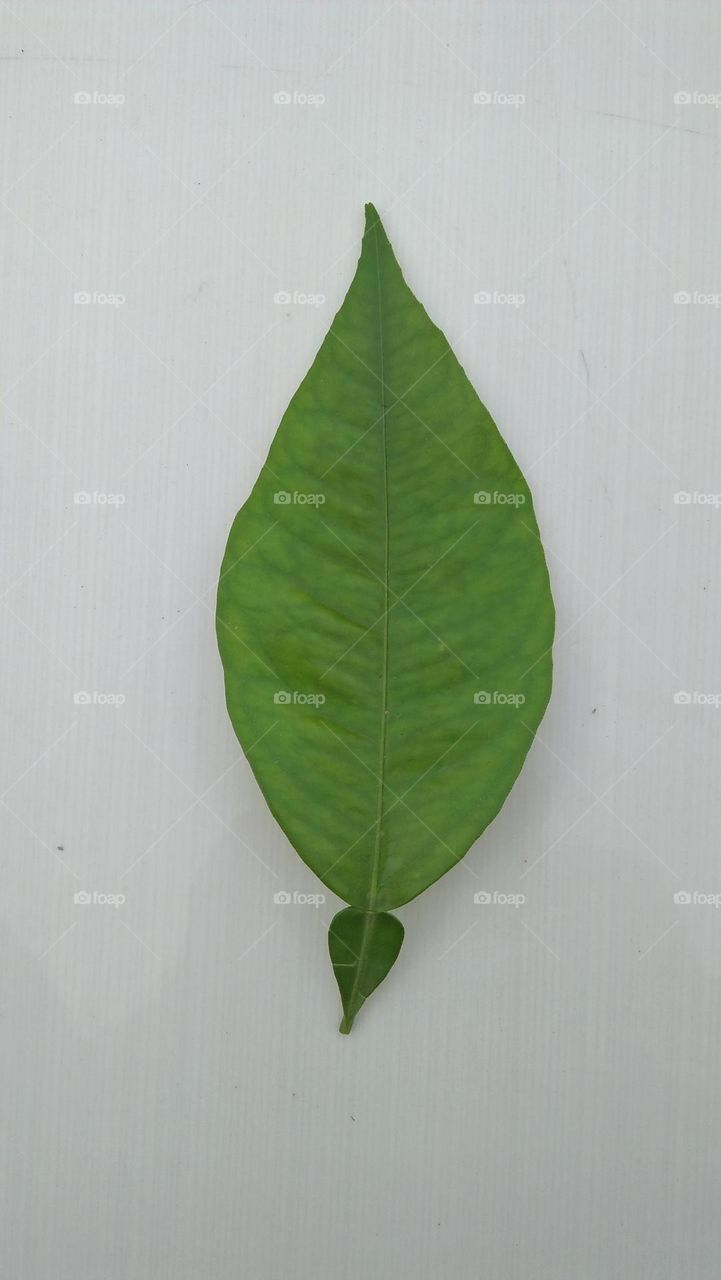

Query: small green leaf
[[329, 908, 404, 1034], [217, 204, 554, 1031]]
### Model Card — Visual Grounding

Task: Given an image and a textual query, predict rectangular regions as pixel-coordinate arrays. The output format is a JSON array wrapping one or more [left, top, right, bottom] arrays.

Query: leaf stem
[[337, 909, 374, 1033]]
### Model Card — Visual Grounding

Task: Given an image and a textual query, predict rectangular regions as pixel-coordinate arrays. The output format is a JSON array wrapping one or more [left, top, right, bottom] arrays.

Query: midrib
[[367, 220, 390, 912]]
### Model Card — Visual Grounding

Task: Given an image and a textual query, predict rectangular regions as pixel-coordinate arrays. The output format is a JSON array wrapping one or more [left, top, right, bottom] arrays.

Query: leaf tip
[[364, 202, 382, 232]]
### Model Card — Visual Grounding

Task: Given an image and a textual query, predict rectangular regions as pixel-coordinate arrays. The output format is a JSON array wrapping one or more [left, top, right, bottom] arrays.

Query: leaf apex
[[363, 202, 382, 232]]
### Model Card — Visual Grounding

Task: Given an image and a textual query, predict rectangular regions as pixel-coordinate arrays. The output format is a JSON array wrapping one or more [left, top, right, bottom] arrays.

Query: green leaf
[[217, 203, 554, 1032], [329, 908, 404, 1034]]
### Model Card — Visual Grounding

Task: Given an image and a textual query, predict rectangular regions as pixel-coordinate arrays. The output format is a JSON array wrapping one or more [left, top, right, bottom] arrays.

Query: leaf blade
[[217, 205, 554, 923], [329, 907, 404, 1034]]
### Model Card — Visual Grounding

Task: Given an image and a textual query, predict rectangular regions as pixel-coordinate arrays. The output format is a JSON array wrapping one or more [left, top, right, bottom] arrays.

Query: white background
[[2, 2, 721, 1277]]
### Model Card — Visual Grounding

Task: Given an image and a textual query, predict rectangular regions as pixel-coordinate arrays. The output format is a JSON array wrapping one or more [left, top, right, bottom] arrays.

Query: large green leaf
[[217, 204, 554, 1031]]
